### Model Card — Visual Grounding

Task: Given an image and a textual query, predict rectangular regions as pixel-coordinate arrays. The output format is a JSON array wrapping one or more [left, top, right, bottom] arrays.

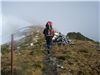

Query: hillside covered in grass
[[67, 32, 94, 41], [1, 26, 100, 75]]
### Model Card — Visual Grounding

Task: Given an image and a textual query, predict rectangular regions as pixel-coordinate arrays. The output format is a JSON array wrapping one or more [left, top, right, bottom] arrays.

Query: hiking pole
[[11, 34, 14, 75]]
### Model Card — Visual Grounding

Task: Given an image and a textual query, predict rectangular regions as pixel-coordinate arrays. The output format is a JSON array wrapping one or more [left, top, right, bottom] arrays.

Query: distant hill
[[67, 32, 94, 41]]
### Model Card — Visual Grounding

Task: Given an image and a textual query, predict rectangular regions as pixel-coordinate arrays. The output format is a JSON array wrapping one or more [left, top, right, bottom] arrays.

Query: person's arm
[[52, 30, 55, 37], [43, 29, 45, 34]]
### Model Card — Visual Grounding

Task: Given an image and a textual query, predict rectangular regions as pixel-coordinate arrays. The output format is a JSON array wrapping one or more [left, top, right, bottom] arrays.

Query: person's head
[[46, 21, 53, 29]]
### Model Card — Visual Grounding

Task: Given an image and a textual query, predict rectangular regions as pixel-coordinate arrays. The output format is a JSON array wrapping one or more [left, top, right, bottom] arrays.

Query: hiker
[[43, 21, 55, 49]]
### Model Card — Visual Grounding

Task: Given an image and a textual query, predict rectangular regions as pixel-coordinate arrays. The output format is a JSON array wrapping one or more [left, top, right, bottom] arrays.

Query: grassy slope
[[1, 34, 100, 75]]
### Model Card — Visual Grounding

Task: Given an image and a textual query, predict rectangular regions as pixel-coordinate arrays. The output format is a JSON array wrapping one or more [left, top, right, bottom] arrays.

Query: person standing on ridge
[[43, 21, 55, 53]]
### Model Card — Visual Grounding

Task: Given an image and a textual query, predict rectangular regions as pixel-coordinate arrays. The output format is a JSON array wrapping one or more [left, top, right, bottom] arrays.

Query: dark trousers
[[46, 37, 52, 49]]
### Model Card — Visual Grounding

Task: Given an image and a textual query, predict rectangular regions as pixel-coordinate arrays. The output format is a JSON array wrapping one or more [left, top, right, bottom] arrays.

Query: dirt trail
[[43, 49, 58, 75]]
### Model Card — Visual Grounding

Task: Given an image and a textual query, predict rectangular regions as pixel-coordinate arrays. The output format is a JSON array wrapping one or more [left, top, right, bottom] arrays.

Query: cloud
[[2, 15, 33, 43], [2, 15, 32, 35]]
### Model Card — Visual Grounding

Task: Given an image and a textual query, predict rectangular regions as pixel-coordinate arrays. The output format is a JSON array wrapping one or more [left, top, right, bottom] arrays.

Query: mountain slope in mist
[[1, 26, 100, 75]]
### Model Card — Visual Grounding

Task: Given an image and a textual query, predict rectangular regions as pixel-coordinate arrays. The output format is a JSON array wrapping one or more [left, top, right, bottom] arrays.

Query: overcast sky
[[1, 1, 100, 43]]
